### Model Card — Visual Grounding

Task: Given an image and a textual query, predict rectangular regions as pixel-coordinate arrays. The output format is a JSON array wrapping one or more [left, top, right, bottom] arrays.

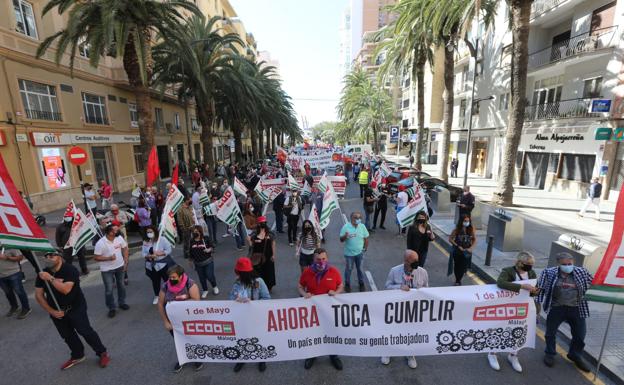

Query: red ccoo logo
[[473, 303, 529, 321], [183, 320, 236, 336]]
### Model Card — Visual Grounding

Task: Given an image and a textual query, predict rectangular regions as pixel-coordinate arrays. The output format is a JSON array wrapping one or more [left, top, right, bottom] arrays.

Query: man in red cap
[[298, 248, 344, 371], [55, 211, 89, 275]]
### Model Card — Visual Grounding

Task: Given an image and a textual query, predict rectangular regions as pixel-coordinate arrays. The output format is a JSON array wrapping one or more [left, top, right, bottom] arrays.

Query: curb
[[430, 224, 623, 385]]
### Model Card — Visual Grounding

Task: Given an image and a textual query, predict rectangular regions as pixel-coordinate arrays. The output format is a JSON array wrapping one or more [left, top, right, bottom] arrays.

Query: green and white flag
[[309, 204, 323, 239], [318, 173, 330, 194], [302, 180, 312, 198], [215, 187, 242, 227], [288, 173, 301, 191], [160, 208, 178, 247], [233, 177, 248, 197], [199, 191, 210, 207], [204, 202, 217, 216], [396, 185, 428, 228], [254, 180, 270, 204], [65, 205, 96, 256], [320, 182, 339, 229], [164, 184, 184, 214], [380, 161, 391, 177]]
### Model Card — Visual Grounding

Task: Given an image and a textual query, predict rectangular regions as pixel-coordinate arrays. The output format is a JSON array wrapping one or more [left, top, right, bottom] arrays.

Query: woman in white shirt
[[142, 226, 176, 305]]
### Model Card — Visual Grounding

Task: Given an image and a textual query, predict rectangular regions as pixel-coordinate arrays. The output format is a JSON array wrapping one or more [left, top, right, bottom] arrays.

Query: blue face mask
[[560, 265, 574, 274], [356, 219, 362, 225]]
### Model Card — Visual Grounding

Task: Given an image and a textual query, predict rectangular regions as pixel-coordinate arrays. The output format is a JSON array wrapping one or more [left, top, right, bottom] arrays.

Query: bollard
[[485, 235, 494, 266]]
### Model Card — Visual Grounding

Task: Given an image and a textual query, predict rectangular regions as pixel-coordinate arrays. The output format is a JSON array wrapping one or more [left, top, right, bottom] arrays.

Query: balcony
[[24, 109, 62, 121], [531, 0, 568, 19], [524, 97, 604, 121], [528, 26, 617, 70]]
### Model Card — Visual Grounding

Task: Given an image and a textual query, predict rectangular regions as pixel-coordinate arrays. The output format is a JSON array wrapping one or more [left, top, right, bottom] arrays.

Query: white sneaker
[[406, 356, 417, 369], [152, 296, 159, 305], [380, 356, 390, 365], [212, 286, 220, 295], [488, 353, 500, 371], [507, 353, 522, 373], [201, 291, 209, 299], [222, 233, 230, 238]]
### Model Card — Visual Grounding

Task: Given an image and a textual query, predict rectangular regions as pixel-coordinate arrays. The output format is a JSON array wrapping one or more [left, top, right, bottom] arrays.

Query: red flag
[[171, 162, 179, 186], [146, 146, 160, 186], [0, 154, 55, 251]]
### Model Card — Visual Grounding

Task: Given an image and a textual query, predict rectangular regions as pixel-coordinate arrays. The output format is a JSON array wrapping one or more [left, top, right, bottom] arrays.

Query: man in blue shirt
[[339, 212, 369, 292]]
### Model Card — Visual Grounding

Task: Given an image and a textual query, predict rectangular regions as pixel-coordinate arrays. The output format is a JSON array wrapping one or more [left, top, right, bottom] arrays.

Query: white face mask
[[147, 232, 155, 239], [64, 217, 73, 222]]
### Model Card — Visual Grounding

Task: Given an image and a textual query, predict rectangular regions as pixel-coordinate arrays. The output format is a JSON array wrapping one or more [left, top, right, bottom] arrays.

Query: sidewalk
[[382, 153, 623, 384]]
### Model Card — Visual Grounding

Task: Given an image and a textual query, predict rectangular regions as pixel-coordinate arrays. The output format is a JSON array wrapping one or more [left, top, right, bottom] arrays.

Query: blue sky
[[229, 0, 348, 128]]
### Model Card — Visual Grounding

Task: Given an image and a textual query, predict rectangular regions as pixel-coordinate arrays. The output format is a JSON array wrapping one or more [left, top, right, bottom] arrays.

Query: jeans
[[287, 215, 299, 244], [234, 221, 245, 249], [345, 169, 351, 184], [206, 216, 218, 242], [364, 208, 373, 230], [344, 253, 364, 286], [0, 272, 30, 310], [274, 208, 283, 232], [373, 205, 386, 228], [195, 261, 217, 291], [101, 267, 127, 311], [545, 306, 586, 358], [181, 229, 192, 257], [51, 303, 106, 359]]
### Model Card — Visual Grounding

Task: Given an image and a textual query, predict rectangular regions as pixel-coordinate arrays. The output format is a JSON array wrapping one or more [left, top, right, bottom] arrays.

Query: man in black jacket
[[457, 185, 475, 218], [273, 190, 286, 233], [55, 212, 89, 275], [371, 185, 388, 230]]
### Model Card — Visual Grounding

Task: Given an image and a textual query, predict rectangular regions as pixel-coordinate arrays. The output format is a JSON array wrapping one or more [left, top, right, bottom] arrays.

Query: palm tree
[[152, 14, 243, 176], [37, 0, 199, 177]]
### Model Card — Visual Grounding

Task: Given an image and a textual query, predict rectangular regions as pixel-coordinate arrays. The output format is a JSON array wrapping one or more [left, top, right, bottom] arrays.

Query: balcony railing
[[24, 109, 62, 121], [528, 26, 618, 70], [531, 0, 568, 19], [524, 97, 604, 121]]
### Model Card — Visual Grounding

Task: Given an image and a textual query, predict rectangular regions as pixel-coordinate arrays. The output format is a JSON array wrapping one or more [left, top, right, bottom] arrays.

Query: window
[[500, 45, 512, 67], [462, 65, 469, 91], [133, 145, 144, 173], [129, 103, 138, 127], [476, 59, 483, 77], [191, 118, 200, 132], [560, 154, 596, 182], [402, 119, 409, 128], [174, 112, 181, 130], [402, 99, 410, 109], [78, 38, 90, 58], [499, 92, 510, 111], [459, 99, 467, 127], [472, 99, 480, 115], [155, 107, 164, 129], [194, 143, 201, 161], [583, 77, 603, 98], [13, 0, 37, 39], [81, 92, 109, 125], [19, 79, 62, 121]]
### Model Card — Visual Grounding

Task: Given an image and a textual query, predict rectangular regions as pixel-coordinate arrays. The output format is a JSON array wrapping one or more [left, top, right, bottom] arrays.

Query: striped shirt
[[300, 233, 317, 254]]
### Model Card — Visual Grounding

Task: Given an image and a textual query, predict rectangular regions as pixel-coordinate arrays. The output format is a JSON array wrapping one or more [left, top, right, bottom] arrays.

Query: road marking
[[431, 239, 605, 385], [365, 270, 378, 291]]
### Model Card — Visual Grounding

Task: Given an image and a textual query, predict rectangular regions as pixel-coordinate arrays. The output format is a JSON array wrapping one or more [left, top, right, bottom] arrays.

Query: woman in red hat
[[228, 257, 270, 373], [247, 216, 277, 291]]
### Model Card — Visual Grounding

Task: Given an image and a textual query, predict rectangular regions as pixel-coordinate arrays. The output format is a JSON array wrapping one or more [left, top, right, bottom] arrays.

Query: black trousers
[[146, 268, 168, 296], [63, 247, 88, 273], [51, 304, 106, 359], [373, 205, 387, 228], [287, 215, 299, 244], [359, 184, 366, 198], [274, 208, 283, 232], [452, 249, 467, 283]]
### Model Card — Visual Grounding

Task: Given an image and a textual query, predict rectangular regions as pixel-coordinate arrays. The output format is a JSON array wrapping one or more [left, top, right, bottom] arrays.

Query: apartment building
[[0, 0, 255, 212], [439, 0, 624, 200]]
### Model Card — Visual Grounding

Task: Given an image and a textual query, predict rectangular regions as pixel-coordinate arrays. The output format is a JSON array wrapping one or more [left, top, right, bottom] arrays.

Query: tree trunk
[[249, 125, 258, 163], [233, 125, 243, 164], [123, 32, 154, 184], [258, 126, 265, 158], [372, 123, 379, 154], [439, 37, 455, 183], [414, 56, 426, 171], [492, 0, 531, 206], [196, 97, 214, 178]]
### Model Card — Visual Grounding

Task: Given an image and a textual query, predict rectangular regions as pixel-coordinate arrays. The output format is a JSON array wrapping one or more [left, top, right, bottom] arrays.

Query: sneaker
[[5, 307, 18, 317], [330, 355, 343, 370], [152, 296, 159, 305], [17, 308, 31, 320], [304, 358, 315, 369], [61, 356, 85, 370], [222, 233, 230, 238], [380, 356, 390, 365], [119, 304, 130, 311], [289, 243, 294, 247], [258, 362, 266, 372], [507, 353, 522, 373], [567, 354, 591, 372], [107, 309, 116, 318], [173, 362, 183, 373], [194, 362, 204, 371], [233, 363, 245, 372], [99, 352, 111, 368], [237, 247, 244, 251], [487, 353, 500, 371], [201, 291, 209, 299], [213, 287, 220, 295], [406, 356, 417, 369], [543, 354, 555, 367]]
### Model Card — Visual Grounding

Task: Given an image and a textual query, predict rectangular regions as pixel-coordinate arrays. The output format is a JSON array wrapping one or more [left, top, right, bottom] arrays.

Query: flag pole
[[8, 247, 62, 312], [593, 303, 616, 381]]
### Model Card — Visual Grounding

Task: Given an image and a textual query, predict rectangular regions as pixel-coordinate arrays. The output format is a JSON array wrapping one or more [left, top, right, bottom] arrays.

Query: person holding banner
[[189, 225, 219, 298], [247, 216, 277, 291], [448, 214, 476, 286], [56, 211, 89, 275], [381, 249, 428, 368], [156, 265, 203, 373], [142, 226, 175, 305], [297, 220, 321, 272], [339, 212, 369, 293], [298, 248, 344, 370], [35, 249, 110, 370], [228, 257, 271, 373]]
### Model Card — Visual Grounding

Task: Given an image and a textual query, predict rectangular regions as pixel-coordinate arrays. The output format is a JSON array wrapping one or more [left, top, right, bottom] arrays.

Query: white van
[[344, 144, 372, 156]]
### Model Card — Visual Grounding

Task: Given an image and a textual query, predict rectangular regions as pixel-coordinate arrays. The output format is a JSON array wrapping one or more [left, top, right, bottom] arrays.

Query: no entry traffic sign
[[68, 146, 88, 166]]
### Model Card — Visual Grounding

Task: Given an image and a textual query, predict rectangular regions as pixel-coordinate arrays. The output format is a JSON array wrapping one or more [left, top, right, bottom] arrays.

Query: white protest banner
[[319, 183, 339, 229], [160, 207, 178, 247], [289, 152, 336, 169], [233, 177, 248, 197], [65, 206, 96, 255], [380, 162, 391, 177], [288, 174, 302, 191], [167, 283, 536, 363], [397, 185, 427, 228], [165, 184, 184, 214], [216, 187, 242, 227], [309, 204, 323, 239]]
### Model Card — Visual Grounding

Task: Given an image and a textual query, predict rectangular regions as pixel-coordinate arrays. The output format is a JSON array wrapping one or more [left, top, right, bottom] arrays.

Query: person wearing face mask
[[537, 252, 593, 372], [243, 202, 257, 237], [297, 220, 321, 272], [406, 211, 435, 267], [284, 189, 302, 246], [247, 216, 277, 291], [457, 185, 475, 218], [35, 249, 110, 370], [229, 257, 271, 373], [94, 224, 129, 318], [487, 252, 539, 373], [142, 226, 175, 305], [339, 212, 369, 292], [103, 204, 131, 240], [55, 211, 89, 275], [448, 214, 476, 286], [299, 248, 344, 370], [83, 183, 98, 216], [157, 265, 203, 373], [381, 249, 428, 368], [188, 225, 219, 298]]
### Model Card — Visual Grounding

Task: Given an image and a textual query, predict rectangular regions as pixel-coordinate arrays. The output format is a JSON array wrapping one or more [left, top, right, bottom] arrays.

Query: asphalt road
[[0, 181, 607, 385]]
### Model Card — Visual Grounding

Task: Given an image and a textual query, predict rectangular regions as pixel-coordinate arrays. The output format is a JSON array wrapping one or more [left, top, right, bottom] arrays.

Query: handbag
[[250, 234, 268, 266]]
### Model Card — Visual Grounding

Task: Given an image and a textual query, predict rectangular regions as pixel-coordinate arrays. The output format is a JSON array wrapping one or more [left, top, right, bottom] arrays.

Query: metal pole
[[593, 303, 616, 381], [396, 126, 400, 161], [485, 235, 493, 266], [463, 38, 479, 189]]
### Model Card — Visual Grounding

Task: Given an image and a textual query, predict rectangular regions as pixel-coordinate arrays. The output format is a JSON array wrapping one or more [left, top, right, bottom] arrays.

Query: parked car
[[385, 169, 431, 184], [387, 176, 462, 202]]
